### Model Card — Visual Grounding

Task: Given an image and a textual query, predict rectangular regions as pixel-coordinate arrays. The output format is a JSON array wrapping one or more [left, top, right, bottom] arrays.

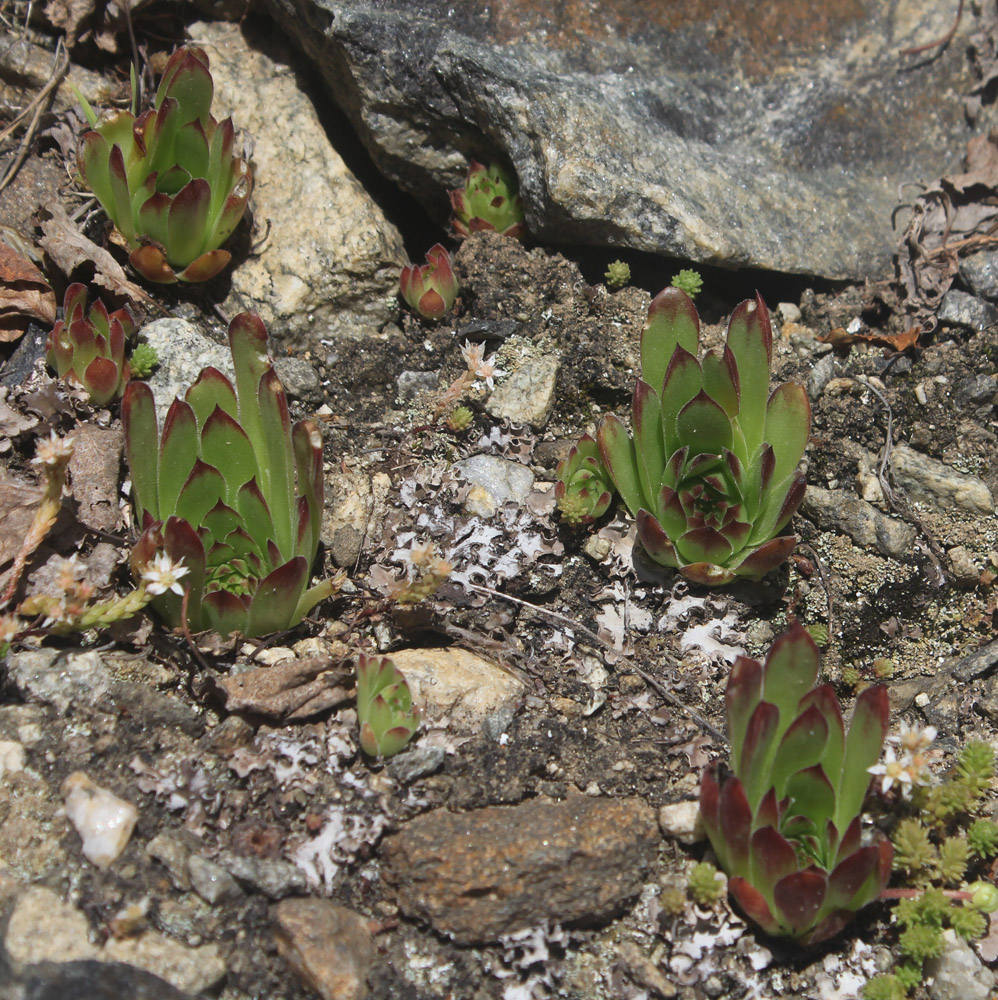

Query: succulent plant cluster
[[449, 160, 526, 240], [555, 434, 615, 524], [46, 283, 135, 405], [400, 243, 459, 320], [123, 313, 335, 637], [597, 287, 809, 584], [356, 654, 420, 758], [861, 739, 998, 998], [77, 46, 252, 283], [699, 624, 892, 944]]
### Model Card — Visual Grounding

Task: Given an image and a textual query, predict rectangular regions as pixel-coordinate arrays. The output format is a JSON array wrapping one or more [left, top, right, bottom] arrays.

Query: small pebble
[[0, 740, 26, 779], [62, 771, 138, 869], [188, 855, 244, 905], [657, 801, 705, 844]]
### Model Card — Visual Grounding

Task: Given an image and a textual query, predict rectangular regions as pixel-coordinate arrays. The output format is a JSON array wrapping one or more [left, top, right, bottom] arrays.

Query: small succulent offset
[[123, 313, 336, 638], [77, 46, 253, 283], [400, 244, 459, 321], [671, 268, 703, 299], [699, 624, 892, 944], [555, 434, 615, 525], [605, 259, 631, 289], [46, 283, 135, 405], [356, 653, 420, 758], [597, 287, 809, 585], [450, 160, 526, 240]]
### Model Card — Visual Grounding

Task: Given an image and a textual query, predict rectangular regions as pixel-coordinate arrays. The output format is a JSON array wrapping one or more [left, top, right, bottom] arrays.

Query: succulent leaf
[[642, 287, 700, 393]]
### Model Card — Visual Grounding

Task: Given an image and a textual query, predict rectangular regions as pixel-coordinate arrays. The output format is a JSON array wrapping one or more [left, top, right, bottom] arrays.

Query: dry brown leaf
[[896, 131, 998, 325], [0, 241, 57, 341], [37, 202, 158, 311], [44, 0, 156, 52], [818, 326, 922, 352], [211, 651, 354, 722], [0, 389, 38, 443], [0, 465, 45, 569]]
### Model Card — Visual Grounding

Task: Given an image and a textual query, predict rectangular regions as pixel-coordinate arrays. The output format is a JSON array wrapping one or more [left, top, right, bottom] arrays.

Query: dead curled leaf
[[818, 326, 922, 352], [896, 131, 998, 325], [37, 201, 157, 312], [211, 651, 354, 722], [0, 241, 57, 341], [44, 0, 156, 52]]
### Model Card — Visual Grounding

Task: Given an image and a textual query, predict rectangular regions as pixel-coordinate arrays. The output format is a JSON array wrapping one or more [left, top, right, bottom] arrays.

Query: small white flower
[[460, 339, 507, 390], [0, 615, 20, 642], [141, 553, 190, 596], [868, 747, 913, 795], [32, 431, 75, 466], [888, 720, 938, 754]]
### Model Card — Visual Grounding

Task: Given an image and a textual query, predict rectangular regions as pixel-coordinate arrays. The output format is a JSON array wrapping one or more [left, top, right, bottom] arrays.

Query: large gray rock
[[262, 0, 993, 280], [193, 20, 407, 348]]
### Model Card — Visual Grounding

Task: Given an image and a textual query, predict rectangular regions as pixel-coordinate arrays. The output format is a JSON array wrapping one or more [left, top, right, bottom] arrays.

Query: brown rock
[[272, 899, 374, 1000], [381, 793, 659, 943]]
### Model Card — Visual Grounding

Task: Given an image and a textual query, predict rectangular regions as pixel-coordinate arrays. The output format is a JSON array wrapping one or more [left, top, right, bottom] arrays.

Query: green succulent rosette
[[449, 161, 526, 240], [77, 46, 252, 283], [700, 624, 892, 944], [596, 287, 810, 585], [123, 313, 334, 637]]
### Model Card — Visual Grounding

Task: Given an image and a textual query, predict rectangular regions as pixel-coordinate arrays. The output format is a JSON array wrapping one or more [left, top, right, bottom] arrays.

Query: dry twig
[[0, 39, 69, 196]]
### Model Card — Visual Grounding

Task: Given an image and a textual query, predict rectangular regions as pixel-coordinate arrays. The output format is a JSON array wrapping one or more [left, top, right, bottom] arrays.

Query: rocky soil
[[2, 5, 998, 1000]]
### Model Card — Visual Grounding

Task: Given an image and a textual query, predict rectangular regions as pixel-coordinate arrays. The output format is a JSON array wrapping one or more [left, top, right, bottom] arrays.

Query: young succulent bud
[[46, 283, 135, 405], [670, 268, 703, 299], [604, 259, 630, 289], [445, 405, 474, 433], [400, 244, 459, 321], [555, 434, 615, 525], [356, 654, 420, 758], [449, 161, 526, 240]]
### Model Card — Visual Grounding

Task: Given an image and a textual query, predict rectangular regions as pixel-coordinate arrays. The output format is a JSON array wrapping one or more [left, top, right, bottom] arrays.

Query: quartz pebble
[[61, 772, 138, 869]]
